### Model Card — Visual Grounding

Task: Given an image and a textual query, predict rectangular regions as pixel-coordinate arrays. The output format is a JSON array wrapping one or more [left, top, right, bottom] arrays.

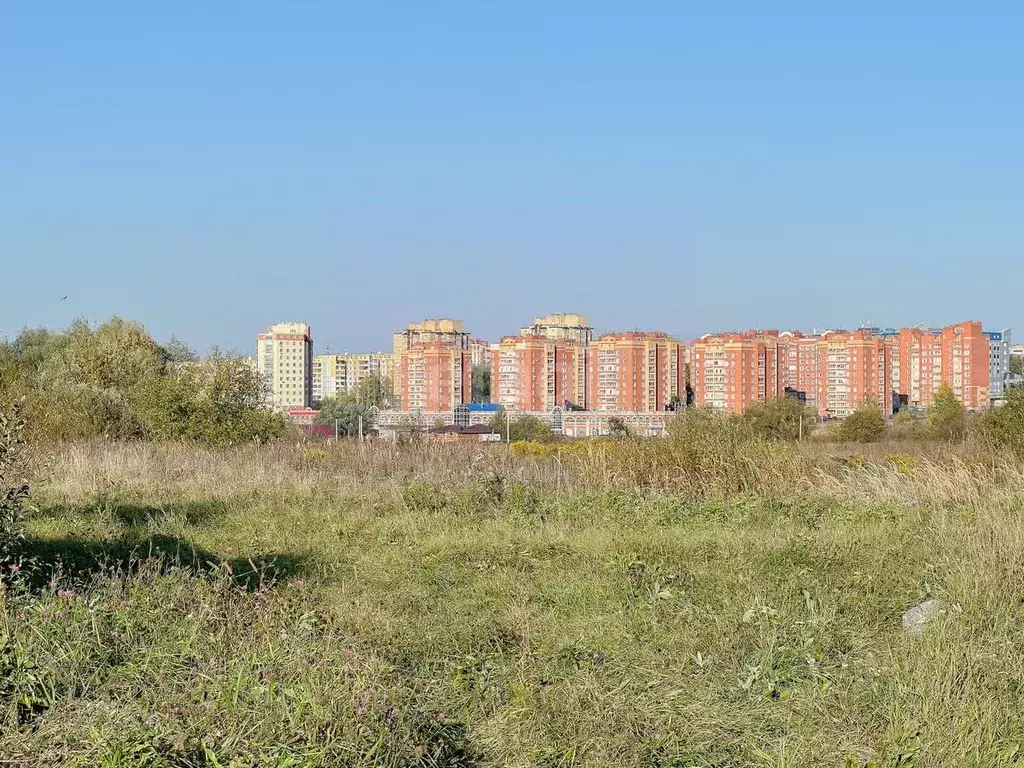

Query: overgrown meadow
[[4, 425, 1024, 767]]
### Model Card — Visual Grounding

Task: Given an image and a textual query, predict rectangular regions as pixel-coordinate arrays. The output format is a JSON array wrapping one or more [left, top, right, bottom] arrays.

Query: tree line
[[0, 318, 284, 443]]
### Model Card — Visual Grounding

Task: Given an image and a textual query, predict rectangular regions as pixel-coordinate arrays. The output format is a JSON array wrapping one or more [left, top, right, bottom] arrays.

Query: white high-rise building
[[256, 323, 313, 410]]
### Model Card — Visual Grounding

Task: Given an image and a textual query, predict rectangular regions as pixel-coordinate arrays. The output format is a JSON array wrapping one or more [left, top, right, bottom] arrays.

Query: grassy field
[[3, 438, 1024, 766]]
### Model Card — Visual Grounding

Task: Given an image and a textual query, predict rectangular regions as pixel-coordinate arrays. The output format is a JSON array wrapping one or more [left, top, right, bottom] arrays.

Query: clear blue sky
[[3, 2, 1022, 353]]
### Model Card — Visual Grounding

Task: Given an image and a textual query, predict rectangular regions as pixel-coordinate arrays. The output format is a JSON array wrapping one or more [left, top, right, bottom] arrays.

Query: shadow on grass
[[17, 533, 310, 593], [33, 499, 231, 528]]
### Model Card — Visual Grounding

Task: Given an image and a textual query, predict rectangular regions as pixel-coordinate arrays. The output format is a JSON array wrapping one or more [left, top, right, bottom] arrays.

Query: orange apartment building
[[689, 331, 784, 414], [585, 332, 685, 412], [781, 331, 892, 417], [896, 321, 989, 409], [398, 342, 472, 412], [491, 336, 587, 412], [691, 329, 892, 417]]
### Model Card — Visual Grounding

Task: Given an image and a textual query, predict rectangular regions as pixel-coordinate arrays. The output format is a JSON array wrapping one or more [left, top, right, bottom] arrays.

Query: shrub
[[743, 396, 817, 441], [0, 404, 28, 565], [982, 386, 1024, 457], [928, 384, 967, 441], [837, 402, 886, 443], [489, 414, 556, 443], [6, 319, 283, 444], [883, 453, 918, 475]]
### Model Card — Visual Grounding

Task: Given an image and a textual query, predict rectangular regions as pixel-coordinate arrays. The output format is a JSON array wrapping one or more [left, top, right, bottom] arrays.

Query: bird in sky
[[60, 296, 67, 301]]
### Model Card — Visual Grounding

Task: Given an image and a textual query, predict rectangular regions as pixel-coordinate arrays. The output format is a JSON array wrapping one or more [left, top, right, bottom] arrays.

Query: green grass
[[3, 442, 1024, 766]]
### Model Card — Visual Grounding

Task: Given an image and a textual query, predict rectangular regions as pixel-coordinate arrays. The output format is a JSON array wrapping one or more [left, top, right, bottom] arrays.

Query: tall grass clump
[[586, 408, 806, 496]]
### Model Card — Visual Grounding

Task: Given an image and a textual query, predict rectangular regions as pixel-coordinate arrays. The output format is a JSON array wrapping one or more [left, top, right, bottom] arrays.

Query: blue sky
[[3, 2, 1022, 353]]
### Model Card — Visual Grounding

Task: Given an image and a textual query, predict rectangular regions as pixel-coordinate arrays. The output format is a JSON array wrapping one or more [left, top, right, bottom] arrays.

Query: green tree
[[837, 400, 886, 443], [5, 318, 283, 444], [354, 372, 393, 408], [982, 386, 1024, 456], [1011, 355, 1024, 377], [315, 397, 376, 438], [162, 335, 199, 363], [607, 416, 632, 438], [488, 413, 556, 443], [928, 383, 967, 441], [743, 396, 817, 441], [471, 364, 491, 403]]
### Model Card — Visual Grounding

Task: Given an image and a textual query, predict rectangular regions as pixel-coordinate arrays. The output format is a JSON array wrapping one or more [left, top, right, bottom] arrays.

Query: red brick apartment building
[[585, 332, 685, 412], [688, 331, 784, 415], [781, 331, 892, 417], [398, 342, 472, 412], [896, 321, 989, 409], [691, 329, 892, 417], [491, 336, 586, 412], [692, 321, 990, 417]]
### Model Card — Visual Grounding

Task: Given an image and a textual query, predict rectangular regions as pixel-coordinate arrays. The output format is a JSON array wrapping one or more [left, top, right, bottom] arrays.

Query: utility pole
[[334, 418, 339, 441], [358, 413, 363, 441], [799, 413, 803, 440], [506, 409, 511, 446]]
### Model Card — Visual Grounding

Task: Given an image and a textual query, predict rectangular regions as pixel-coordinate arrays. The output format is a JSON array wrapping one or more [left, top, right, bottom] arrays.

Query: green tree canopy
[[354, 372, 393, 409], [837, 401, 886, 443], [743, 396, 817, 441], [471, 364, 491, 403], [2, 317, 283, 444], [315, 397, 377, 438], [982, 386, 1024, 457], [928, 384, 967, 441], [488, 413, 556, 443]]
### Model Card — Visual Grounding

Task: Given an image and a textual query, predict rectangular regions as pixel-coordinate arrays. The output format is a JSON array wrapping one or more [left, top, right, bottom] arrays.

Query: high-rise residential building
[[692, 329, 892, 417], [782, 331, 892, 417], [984, 329, 1012, 404], [690, 331, 784, 414], [398, 342, 472, 412], [491, 336, 587, 412], [468, 338, 492, 369], [256, 323, 313, 410], [896, 321, 989, 409], [585, 332, 684, 412], [520, 313, 594, 345], [392, 318, 470, 355], [312, 352, 398, 405]]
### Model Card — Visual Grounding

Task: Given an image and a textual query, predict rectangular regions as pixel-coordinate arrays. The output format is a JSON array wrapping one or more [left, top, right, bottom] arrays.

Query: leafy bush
[[1, 319, 283, 444], [982, 386, 1024, 457], [928, 384, 967, 441], [0, 404, 28, 565], [314, 397, 376, 438], [838, 402, 886, 443], [883, 453, 918, 475], [489, 414, 556, 443], [743, 396, 817, 441]]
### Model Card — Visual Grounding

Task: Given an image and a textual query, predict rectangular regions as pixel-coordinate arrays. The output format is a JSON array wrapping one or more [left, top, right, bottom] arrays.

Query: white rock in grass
[[902, 598, 942, 635]]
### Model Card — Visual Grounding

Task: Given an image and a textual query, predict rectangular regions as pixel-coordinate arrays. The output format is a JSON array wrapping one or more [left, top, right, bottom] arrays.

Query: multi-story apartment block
[[984, 328, 1012, 404], [398, 342, 472, 412], [690, 331, 784, 414], [585, 332, 684, 412], [519, 313, 594, 346], [311, 355, 349, 403], [256, 323, 312, 410], [692, 329, 892, 417], [491, 336, 587, 412], [468, 338, 492, 369], [896, 321, 989, 409], [784, 331, 892, 417], [312, 352, 398, 405], [392, 318, 470, 355]]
